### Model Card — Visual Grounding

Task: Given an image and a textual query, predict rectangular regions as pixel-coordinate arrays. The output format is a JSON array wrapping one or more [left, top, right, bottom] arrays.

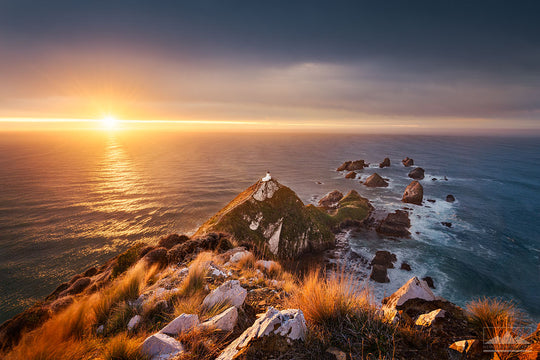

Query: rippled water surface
[[0, 131, 539, 323]]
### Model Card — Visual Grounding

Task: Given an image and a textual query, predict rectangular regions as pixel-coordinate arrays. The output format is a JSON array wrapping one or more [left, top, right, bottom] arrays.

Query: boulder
[[446, 194, 456, 203], [447, 339, 482, 360], [143, 247, 168, 266], [422, 276, 436, 289], [318, 190, 344, 209], [127, 315, 142, 331], [370, 264, 389, 283], [402, 181, 423, 205], [216, 307, 306, 360], [255, 260, 279, 271], [415, 309, 445, 327], [402, 157, 414, 167], [364, 173, 389, 187], [228, 250, 252, 264], [160, 314, 199, 336], [158, 234, 190, 250], [345, 171, 356, 179], [376, 210, 411, 237], [199, 306, 238, 331], [382, 277, 436, 310], [379, 157, 391, 168], [408, 167, 425, 180], [141, 333, 184, 359], [59, 277, 92, 296], [370, 251, 397, 269], [337, 160, 368, 171], [400, 262, 412, 271], [202, 280, 247, 309]]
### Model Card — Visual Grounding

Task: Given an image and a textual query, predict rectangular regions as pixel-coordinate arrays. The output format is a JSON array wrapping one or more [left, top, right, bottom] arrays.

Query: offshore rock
[[379, 157, 391, 168], [408, 167, 425, 180], [364, 173, 389, 187], [402, 157, 414, 167], [376, 210, 411, 237], [402, 181, 423, 205]]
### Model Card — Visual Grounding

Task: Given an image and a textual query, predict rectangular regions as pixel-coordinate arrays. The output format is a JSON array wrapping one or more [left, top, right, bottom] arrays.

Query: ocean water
[[0, 131, 539, 323]]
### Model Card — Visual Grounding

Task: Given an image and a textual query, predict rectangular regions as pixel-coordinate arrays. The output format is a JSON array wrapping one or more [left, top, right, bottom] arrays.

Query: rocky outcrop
[[408, 167, 425, 180], [379, 157, 390, 168], [337, 160, 368, 171], [382, 277, 436, 310], [202, 280, 247, 309], [402, 181, 423, 205], [446, 194, 456, 203], [402, 157, 414, 167], [195, 179, 371, 259], [199, 306, 238, 331], [216, 307, 306, 360], [345, 171, 356, 179], [364, 173, 389, 187], [318, 190, 343, 209], [376, 210, 411, 237], [415, 309, 445, 327], [447, 339, 482, 360], [141, 333, 184, 359]]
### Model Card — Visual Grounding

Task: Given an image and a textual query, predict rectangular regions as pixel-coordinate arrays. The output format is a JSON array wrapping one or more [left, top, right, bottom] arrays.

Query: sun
[[101, 115, 118, 129]]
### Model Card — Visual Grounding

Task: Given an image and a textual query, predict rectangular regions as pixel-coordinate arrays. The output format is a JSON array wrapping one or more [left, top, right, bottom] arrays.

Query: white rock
[[160, 314, 199, 336], [199, 306, 238, 331], [216, 307, 306, 360], [203, 280, 247, 309], [141, 333, 183, 360], [382, 276, 436, 310], [253, 179, 279, 201], [415, 309, 446, 327], [210, 265, 228, 277], [127, 315, 142, 331], [229, 251, 251, 264]]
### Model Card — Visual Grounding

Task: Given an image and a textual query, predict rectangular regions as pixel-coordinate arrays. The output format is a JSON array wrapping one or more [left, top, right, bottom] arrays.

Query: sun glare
[[101, 115, 118, 129]]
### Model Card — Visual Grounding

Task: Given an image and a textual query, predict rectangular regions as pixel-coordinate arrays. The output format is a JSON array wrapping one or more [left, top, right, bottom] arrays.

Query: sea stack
[[336, 160, 368, 171], [402, 157, 414, 167], [364, 173, 389, 187], [402, 181, 423, 205], [379, 157, 391, 168], [408, 167, 425, 180]]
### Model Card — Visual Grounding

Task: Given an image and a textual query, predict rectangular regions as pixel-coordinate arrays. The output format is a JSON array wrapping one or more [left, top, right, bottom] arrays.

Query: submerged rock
[[379, 157, 391, 168], [216, 307, 306, 360], [441, 222, 452, 228], [376, 210, 411, 237], [446, 194, 456, 202], [402, 181, 423, 205], [141, 333, 184, 359], [408, 167, 425, 180], [202, 280, 247, 309], [402, 157, 414, 167], [364, 173, 389, 187]]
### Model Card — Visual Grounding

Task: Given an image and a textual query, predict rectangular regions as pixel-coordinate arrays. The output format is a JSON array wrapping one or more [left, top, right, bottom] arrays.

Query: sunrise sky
[[1, 1, 539, 133]]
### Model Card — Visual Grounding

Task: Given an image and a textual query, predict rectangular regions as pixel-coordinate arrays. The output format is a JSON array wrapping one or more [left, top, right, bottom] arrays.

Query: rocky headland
[[1, 159, 537, 360]]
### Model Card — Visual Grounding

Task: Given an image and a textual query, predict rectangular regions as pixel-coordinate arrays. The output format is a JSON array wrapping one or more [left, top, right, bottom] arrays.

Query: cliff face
[[194, 179, 371, 259]]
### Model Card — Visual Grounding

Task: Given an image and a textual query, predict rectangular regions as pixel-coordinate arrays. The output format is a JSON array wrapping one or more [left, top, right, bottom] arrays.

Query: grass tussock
[[255, 260, 283, 279], [178, 252, 212, 296], [5, 262, 158, 360], [103, 333, 149, 360], [176, 327, 233, 360], [235, 252, 256, 270], [289, 269, 399, 359], [467, 297, 529, 360]]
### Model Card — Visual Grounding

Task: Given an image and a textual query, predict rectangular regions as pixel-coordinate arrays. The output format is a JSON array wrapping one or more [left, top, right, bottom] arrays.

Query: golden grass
[[5, 262, 158, 360], [235, 252, 256, 271], [176, 327, 232, 360], [255, 260, 283, 278], [103, 333, 149, 360], [289, 270, 373, 326], [178, 252, 212, 296], [467, 297, 529, 360]]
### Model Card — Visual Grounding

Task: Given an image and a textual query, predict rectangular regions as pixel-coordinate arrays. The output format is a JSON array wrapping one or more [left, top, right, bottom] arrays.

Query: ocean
[[0, 131, 539, 323]]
